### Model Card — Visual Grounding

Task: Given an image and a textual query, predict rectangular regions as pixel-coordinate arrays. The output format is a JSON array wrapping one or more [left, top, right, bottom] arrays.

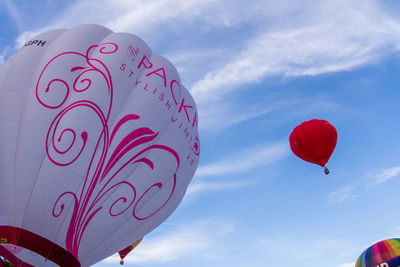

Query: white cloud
[[337, 263, 354, 267], [28, 0, 233, 40], [198, 90, 341, 132], [191, 0, 400, 102], [109, 230, 207, 264], [101, 219, 235, 264], [198, 100, 274, 131], [3, 0, 24, 31], [12, 0, 245, 82], [328, 185, 359, 204], [14, 31, 40, 49], [0, 55, 4, 66], [372, 166, 400, 184], [105, 0, 224, 33], [11, 0, 400, 131], [196, 142, 288, 177], [258, 236, 355, 263], [185, 179, 255, 198], [329, 165, 400, 203]]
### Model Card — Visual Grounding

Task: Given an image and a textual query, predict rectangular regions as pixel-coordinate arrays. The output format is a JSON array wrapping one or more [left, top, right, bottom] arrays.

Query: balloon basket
[[324, 167, 330, 175]]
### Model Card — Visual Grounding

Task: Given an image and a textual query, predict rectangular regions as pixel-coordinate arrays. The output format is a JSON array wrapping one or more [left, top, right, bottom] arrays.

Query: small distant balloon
[[356, 238, 400, 267], [289, 119, 337, 174], [119, 238, 143, 265]]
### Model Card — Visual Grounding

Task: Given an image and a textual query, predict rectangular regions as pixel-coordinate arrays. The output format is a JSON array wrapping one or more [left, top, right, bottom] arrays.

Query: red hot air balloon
[[289, 119, 337, 174], [118, 238, 143, 265]]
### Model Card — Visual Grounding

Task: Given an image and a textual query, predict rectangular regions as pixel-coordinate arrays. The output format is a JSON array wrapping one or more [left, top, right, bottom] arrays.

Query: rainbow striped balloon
[[356, 238, 400, 267]]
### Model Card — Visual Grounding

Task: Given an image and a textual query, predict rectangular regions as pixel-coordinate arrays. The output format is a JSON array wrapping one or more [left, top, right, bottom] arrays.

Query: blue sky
[[2, 0, 400, 266]]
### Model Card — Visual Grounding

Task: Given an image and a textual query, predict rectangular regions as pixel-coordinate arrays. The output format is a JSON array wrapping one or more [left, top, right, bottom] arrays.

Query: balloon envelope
[[289, 119, 337, 170], [356, 238, 400, 267], [0, 24, 199, 266]]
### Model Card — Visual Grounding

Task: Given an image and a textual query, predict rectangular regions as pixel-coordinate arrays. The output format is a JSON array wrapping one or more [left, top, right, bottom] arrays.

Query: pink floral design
[[35, 43, 180, 257]]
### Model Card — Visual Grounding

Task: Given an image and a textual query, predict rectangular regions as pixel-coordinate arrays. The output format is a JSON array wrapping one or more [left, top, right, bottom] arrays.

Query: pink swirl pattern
[[35, 43, 180, 257]]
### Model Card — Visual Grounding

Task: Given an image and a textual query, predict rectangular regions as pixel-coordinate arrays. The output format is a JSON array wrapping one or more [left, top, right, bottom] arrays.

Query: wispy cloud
[[13, 30, 43, 49], [103, 229, 208, 264], [198, 100, 275, 131], [329, 165, 400, 203], [18, 0, 400, 87], [101, 218, 236, 264], [185, 179, 256, 198], [328, 185, 359, 204], [30, 0, 233, 40], [198, 90, 341, 132], [101, 221, 359, 266], [3, 0, 24, 31], [371, 166, 400, 184], [338, 263, 354, 267], [105, 0, 226, 34], [11, 0, 400, 132], [0, 46, 13, 66], [191, 0, 400, 102], [182, 142, 287, 198], [258, 236, 355, 264], [196, 142, 288, 177]]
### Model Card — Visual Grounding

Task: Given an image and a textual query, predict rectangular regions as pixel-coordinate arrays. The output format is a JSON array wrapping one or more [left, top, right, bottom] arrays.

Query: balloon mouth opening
[[0, 225, 81, 267]]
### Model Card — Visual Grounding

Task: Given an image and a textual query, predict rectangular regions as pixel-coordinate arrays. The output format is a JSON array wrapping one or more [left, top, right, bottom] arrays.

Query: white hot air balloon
[[0, 24, 200, 266]]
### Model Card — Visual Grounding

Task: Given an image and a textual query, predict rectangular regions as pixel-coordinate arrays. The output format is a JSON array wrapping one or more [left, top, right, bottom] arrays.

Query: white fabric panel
[[0, 28, 66, 226], [16, 24, 113, 236]]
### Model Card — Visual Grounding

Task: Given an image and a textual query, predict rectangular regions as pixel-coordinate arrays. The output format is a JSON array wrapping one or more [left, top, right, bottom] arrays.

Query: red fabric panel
[[0, 226, 80, 267], [0, 245, 34, 267]]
